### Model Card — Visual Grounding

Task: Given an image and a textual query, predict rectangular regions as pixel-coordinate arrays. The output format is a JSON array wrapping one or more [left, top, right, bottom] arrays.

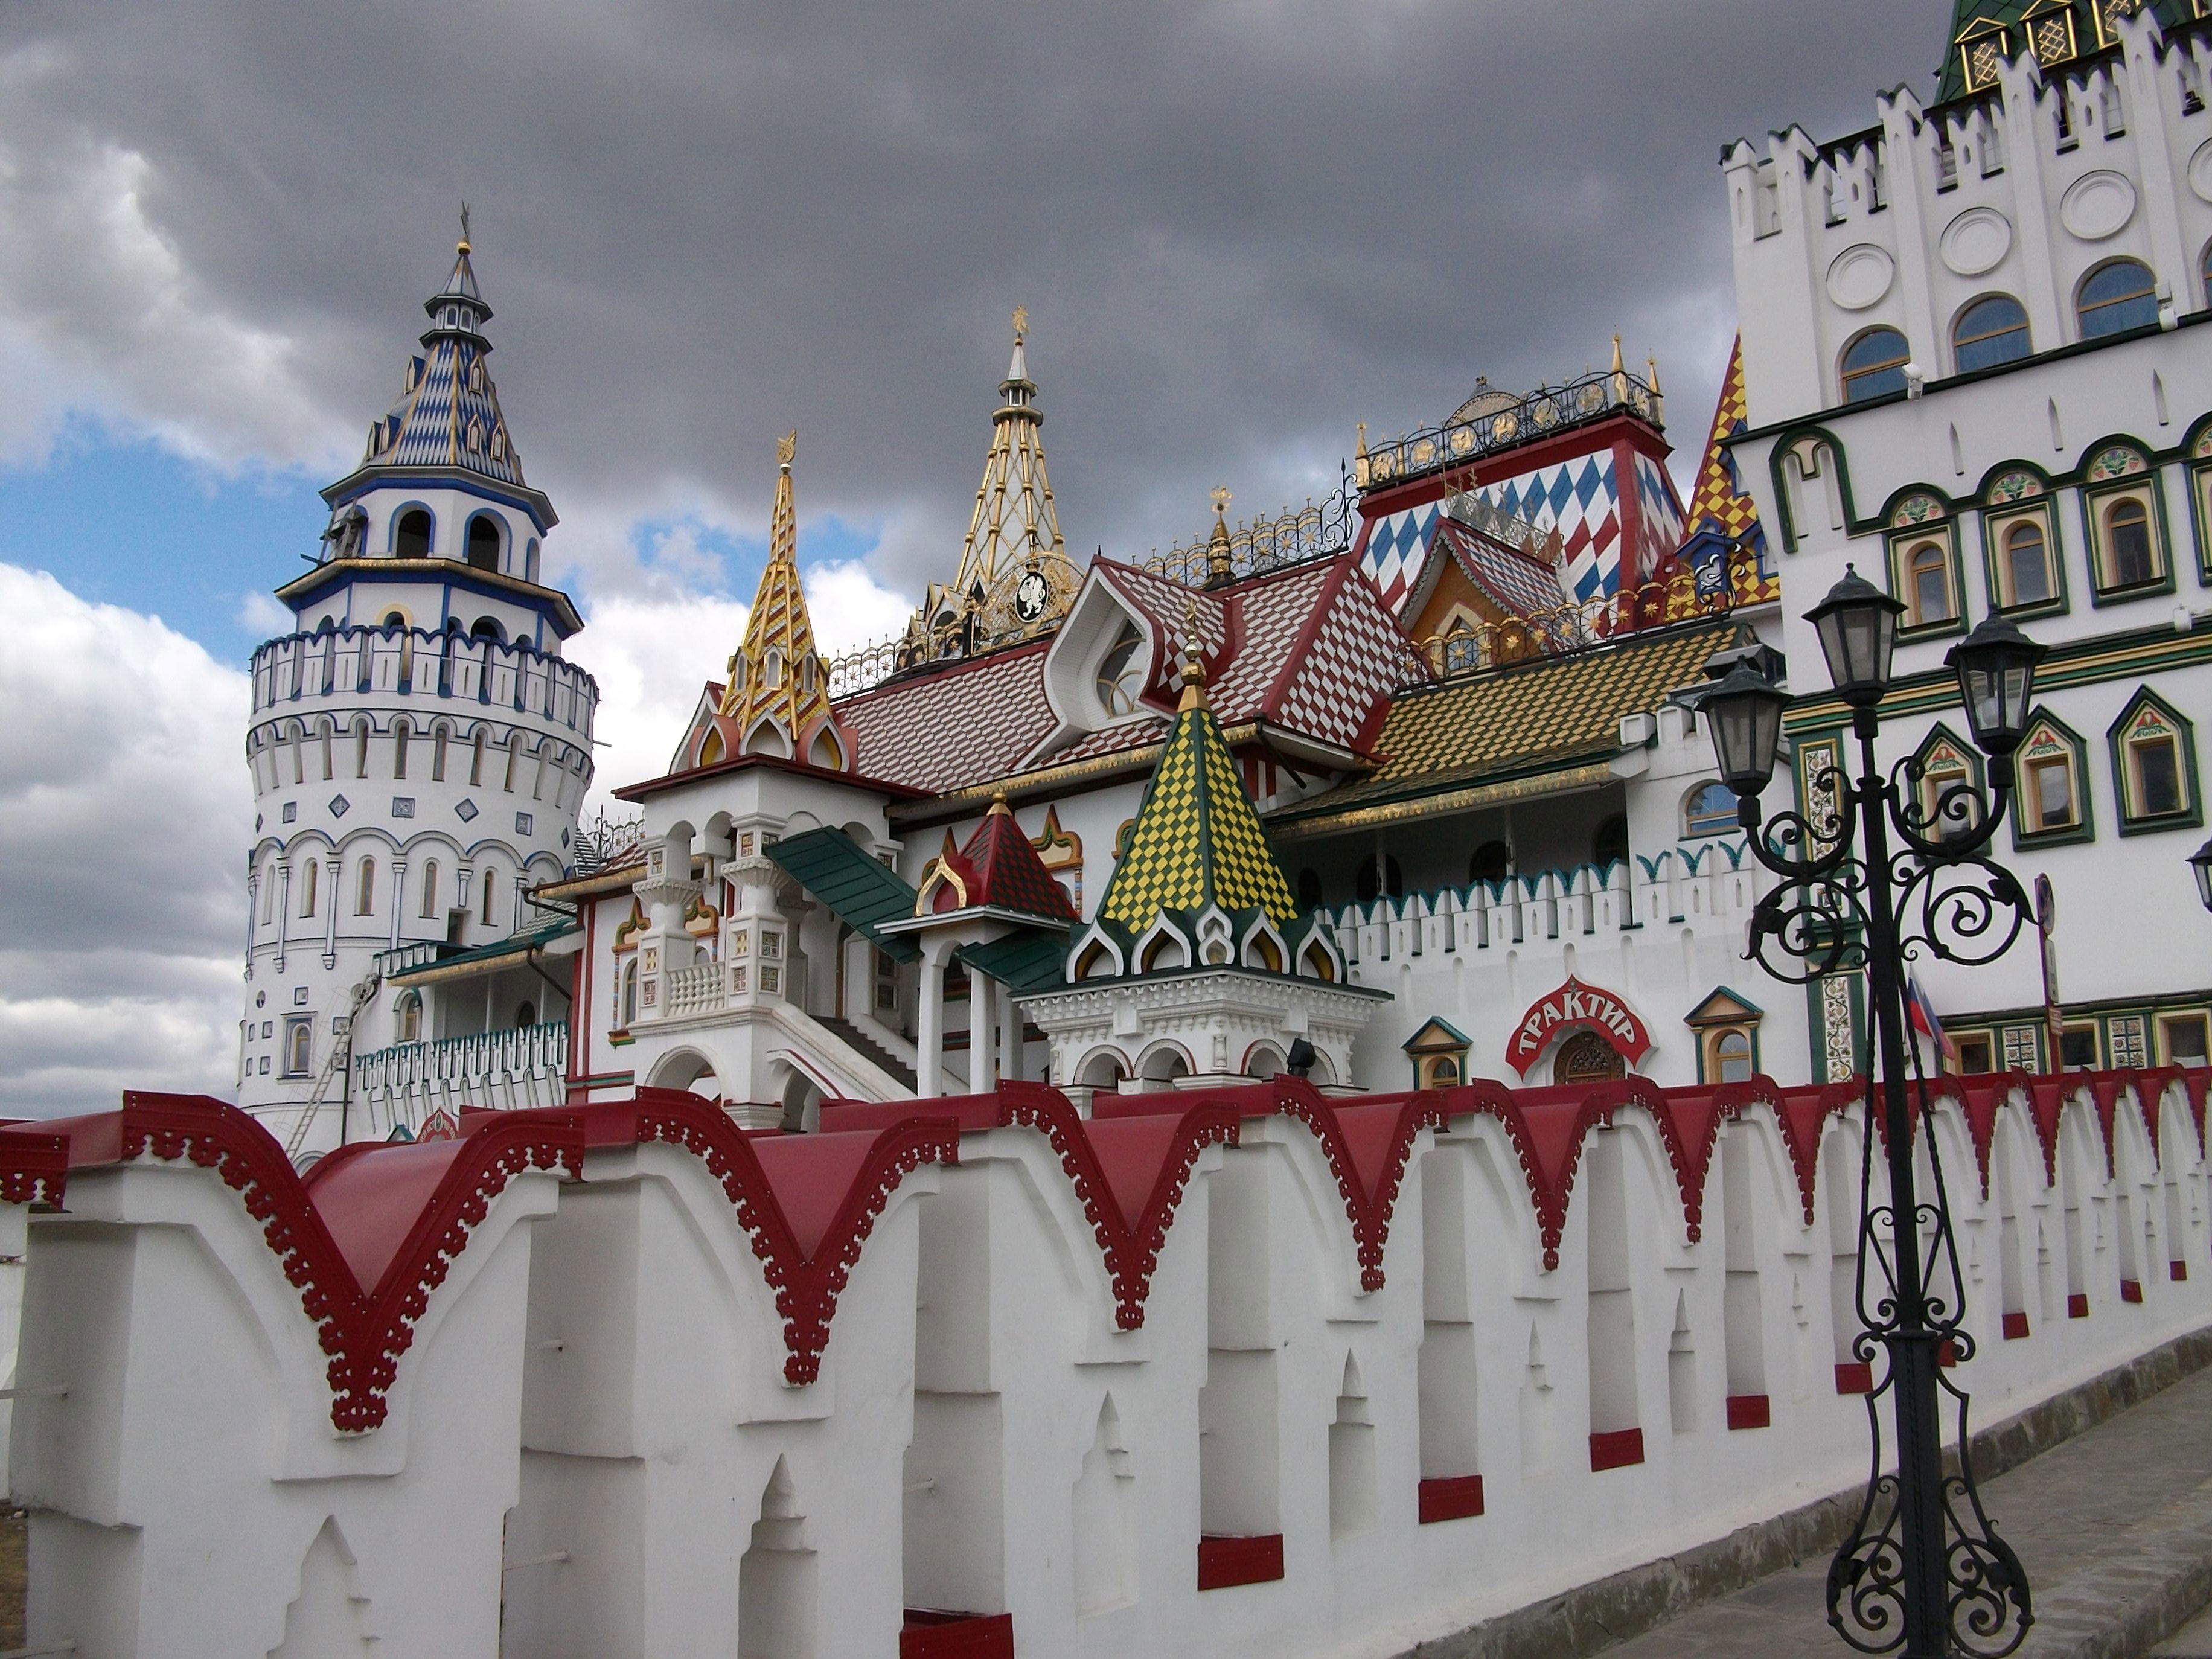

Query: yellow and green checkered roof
[[1270, 619, 1746, 823], [1098, 701, 1299, 931]]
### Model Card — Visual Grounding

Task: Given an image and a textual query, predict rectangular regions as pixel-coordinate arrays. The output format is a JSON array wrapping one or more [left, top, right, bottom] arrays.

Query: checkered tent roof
[[359, 245, 526, 489], [954, 804, 1078, 921], [1274, 619, 1745, 820], [1682, 336, 1766, 561], [1097, 696, 1300, 932]]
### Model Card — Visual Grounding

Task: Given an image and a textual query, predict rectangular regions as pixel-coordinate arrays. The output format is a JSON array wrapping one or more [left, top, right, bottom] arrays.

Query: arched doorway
[[1552, 1030, 1626, 1086]]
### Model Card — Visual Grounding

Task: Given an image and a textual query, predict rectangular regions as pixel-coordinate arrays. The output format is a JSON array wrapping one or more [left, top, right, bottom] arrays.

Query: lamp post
[[1702, 567, 2045, 1659], [2190, 836, 2212, 915]]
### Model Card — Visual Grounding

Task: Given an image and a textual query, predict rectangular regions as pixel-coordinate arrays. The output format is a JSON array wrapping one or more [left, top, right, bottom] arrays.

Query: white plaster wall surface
[[5, 1071, 2208, 1658]]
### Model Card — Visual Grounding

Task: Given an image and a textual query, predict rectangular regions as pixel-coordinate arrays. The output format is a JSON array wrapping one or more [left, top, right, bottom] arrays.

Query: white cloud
[[803, 559, 916, 657], [574, 587, 752, 804], [237, 589, 292, 636], [0, 564, 251, 1114]]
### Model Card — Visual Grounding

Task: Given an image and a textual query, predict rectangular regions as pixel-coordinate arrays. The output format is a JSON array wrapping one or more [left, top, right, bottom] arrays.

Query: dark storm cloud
[[2, 0, 1944, 590]]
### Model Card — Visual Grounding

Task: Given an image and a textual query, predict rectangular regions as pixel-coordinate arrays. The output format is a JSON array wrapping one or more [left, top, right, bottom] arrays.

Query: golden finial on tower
[[777, 429, 797, 469], [1210, 486, 1232, 517], [458, 202, 471, 255], [1646, 354, 1662, 395], [1355, 421, 1368, 458], [1011, 304, 1029, 340], [1610, 334, 1625, 374]]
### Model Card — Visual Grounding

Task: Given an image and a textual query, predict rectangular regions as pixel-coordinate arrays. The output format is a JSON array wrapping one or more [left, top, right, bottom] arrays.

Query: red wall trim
[[1417, 1474, 1486, 1523], [1588, 1428, 1645, 1472], [2068, 1293, 2090, 1319], [2001, 1311, 2031, 1340], [1197, 1533, 1285, 1590], [1835, 1362, 1874, 1395], [900, 1611, 1014, 1659], [2122, 1279, 2145, 1304], [2173, 1260, 2190, 1282], [1725, 1393, 1771, 1431]]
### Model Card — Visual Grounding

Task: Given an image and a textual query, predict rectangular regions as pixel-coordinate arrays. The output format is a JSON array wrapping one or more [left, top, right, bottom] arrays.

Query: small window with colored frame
[[1888, 514, 1964, 635], [2082, 447, 2168, 596], [2108, 689, 2201, 833], [2188, 428, 2212, 584], [2013, 712, 2092, 846], [2059, 1022, 2101, 1070], [1911, 726, 1984, 843], [1981, 477, 2063, 613], [1953, 1031, 1996, 1076], [2159, 1010, 2210, 1068]]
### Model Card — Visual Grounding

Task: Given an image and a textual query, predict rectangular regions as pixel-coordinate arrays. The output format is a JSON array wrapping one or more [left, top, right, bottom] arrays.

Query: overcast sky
[[0, 0, 1948, 1113]]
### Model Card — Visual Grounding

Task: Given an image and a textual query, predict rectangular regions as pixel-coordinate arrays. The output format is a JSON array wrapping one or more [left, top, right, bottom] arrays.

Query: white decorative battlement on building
[[5, 1068, 2207, 1656], [1724, 10, 2212, 428]]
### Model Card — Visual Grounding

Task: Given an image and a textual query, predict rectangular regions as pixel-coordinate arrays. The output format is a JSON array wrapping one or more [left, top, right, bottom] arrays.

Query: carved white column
[[916, 944, 947, 1100], [322, 855, 341, 968], [968, 969, 995, 1095]]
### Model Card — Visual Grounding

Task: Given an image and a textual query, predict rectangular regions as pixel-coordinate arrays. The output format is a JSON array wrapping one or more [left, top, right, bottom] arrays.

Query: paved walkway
[[1601, 1366, 2212, 1659]]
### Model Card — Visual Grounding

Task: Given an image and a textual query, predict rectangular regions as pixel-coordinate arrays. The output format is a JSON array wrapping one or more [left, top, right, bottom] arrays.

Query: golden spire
[[719, 432, 834, 755], [949, 308, 1065, 601], [1646, 353, 1661, 394], [1206, 487, 1233, 586], [1609, 333, 1625, 374]]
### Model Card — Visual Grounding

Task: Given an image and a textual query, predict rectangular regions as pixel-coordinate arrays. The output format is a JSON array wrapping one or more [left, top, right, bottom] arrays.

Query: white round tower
[[237, 226, 598, 1153]]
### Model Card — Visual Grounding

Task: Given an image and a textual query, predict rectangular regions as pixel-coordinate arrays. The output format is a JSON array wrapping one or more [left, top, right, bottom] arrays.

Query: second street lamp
[[1712, 570, 2044, 1659]]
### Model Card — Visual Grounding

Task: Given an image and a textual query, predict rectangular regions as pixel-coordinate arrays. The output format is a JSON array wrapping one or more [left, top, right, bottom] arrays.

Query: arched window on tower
[[1840, 327, 1911, 402], [482, 872, 499, 927], [354, 718, 372, 780], [466, 516, 500, 572], [394, 991, 422, 1044], [420, 860, 441, 918], [354, 857, 376, 916], [2077, 260, 2158, 338], [392, 718, 410, 780], [298, 858, 318, 918], [394, 509, 433, 558], [1951, 295, 2030, 372]]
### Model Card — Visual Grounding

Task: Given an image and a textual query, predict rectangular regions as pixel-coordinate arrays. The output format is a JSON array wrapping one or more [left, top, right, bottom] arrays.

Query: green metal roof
[[385, 916, 578, 986], [1934, 1, 2196, 103], [766, 826, 921, 962], [958, 930, 1069, 994]]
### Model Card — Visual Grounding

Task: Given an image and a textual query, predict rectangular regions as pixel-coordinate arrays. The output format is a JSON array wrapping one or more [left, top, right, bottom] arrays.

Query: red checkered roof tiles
[[836, 639, 1058, 793]]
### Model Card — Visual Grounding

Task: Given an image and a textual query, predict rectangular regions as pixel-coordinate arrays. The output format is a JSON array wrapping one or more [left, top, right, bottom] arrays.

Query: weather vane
[[777, 430, 798, 467], [1011, 305, 1029, 339], [459, 202, 471, 250], [1210, 485, 1232, 516]]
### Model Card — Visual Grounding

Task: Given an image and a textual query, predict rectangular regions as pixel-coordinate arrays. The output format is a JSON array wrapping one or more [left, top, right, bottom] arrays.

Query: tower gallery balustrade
[[250, 622, 598, 734]]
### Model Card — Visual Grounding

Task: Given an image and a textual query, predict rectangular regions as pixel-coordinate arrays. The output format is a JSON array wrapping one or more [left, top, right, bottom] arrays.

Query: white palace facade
[[6, 5, 2211, 1657]]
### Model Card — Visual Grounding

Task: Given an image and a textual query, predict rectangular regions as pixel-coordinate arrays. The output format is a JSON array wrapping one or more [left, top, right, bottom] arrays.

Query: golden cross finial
[[776, 430, 798, 467], [1210, 485, 1231, 516], [1011, 305, 1029, 339]]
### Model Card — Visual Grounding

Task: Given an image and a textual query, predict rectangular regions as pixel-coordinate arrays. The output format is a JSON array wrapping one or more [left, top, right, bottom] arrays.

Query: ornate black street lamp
[[2190, 836, 2212, 915], [1702, 567, 2047, 1658]]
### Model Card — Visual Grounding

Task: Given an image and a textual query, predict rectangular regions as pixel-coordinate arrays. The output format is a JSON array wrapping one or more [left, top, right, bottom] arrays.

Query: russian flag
[[1906, 972, 1959, 1067]]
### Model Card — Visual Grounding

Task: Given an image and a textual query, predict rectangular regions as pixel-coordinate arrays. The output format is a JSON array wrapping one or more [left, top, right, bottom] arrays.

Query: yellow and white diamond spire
[[720, 432, 833, 752], [952, 306, 1065, 601]]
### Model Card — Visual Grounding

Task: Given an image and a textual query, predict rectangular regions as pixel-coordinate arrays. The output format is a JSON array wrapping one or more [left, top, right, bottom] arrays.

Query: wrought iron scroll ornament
[[1737, 733, 2034, 1657]]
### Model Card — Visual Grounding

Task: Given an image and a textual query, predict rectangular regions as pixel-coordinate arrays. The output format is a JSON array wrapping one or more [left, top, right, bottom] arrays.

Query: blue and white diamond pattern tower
[[237, 225, 598, 1145]]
